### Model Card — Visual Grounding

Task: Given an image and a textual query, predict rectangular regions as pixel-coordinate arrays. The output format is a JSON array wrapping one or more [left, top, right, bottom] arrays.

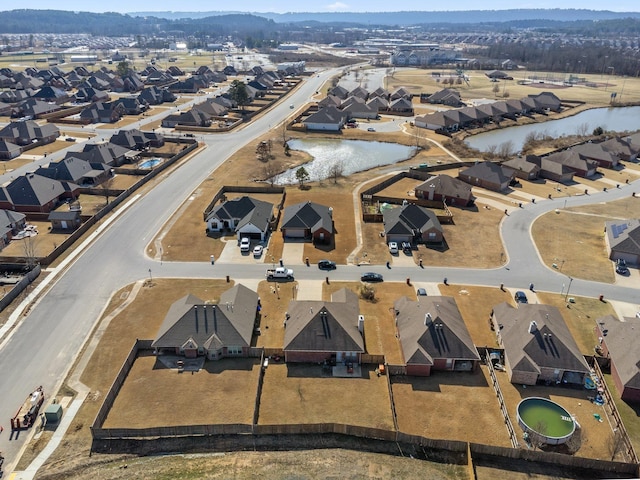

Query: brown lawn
[[392, 366, 512, 446], [103, 355, 259, 427], [255, 280, 298, 350], [442, 285, 513, 348], [535, 292, 615, 355], [531, 197, 640, 283], [322, 281, 414, 363], [257, 363, 394, 430], [497, 378, 617, 460], [603, 374, 640, 456]]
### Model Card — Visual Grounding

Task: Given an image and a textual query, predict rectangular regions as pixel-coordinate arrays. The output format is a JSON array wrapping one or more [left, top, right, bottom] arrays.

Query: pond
[[465, 106, 640, 153], [274, 139, 416, 185]]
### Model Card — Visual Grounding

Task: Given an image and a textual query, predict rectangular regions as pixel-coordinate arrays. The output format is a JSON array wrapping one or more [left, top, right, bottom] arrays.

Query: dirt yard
[[103, 355, 259, 427], [392, 366, 512, 446], [258, 362, 395, 430]]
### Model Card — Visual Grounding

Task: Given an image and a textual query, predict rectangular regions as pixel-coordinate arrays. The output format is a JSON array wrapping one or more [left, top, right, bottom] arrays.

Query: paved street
[[0, 66, 639, 476]]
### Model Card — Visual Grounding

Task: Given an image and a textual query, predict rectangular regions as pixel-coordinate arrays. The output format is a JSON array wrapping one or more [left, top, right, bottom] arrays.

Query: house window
[[428, 232, 437, 240], [227, 346, 242, 355]]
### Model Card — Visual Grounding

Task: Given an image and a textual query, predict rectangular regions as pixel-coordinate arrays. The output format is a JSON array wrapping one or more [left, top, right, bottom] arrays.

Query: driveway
[[281, 241, 305, 265]]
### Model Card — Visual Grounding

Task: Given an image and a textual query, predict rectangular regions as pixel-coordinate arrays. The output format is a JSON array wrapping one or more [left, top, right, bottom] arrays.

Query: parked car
[[615, 258, 629, 275], [253, 245, 263, 257], [361, 272, 383, 282], [318, 259, 337, 270], [388, 242, 399, 254], [65, 137, 76, 142], [416, 288, 427, 296], [514, 291, 528, 304], [240, 237, 251, 252], [367, 127, 376, 132], [401, 242, 412, 253]]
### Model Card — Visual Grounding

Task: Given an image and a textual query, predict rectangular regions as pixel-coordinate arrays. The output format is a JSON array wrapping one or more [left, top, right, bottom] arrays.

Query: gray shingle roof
[[283, 288, 364, 354], [493, 302, 589, 375], [281, 201, 333, 234], [395, 296, 479, 366], [597, 315, 640, 390], [152, 284, 258, 350], [383, 203, 442, 236], [605, 219, 640, 256]]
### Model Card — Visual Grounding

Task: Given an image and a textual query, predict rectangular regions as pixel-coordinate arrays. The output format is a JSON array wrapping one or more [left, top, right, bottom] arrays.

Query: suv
[[514, 291, 528, 304], [240, 237, 251, 252], [388, 242, 399, 254], [401, 242, 412, 253]]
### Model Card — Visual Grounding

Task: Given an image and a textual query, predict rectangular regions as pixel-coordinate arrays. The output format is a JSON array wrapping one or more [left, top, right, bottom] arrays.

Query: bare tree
[[576, 122, 590, 137], [607, 428, 626, 461], [328, 160, 344, 184], [98, 175, 116, 205], [492, 83, 500, 97], [262, 159, 281, 186], [497, 140, 515, 159], [281, 120, 288, 146], [22, 235, 39, 269], [529, 421, 548, 451], [256, 141, 271, 162]]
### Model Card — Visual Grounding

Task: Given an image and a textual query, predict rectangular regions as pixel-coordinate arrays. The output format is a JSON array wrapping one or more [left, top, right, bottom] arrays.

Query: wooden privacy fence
[[469, 443, 639, 476], [591, 357, 638, 464]]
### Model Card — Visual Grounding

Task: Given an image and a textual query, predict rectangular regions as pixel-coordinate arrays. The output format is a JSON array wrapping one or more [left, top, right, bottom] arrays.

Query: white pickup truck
[[266, 267, 294, 280]]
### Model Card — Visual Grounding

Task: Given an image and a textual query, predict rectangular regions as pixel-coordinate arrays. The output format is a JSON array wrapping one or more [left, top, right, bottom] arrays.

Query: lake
[[275, 138, 416, 185], [465, 106, 640, 153]]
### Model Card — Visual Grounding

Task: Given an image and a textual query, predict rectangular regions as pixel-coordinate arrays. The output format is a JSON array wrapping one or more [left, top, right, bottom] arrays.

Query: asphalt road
[[1, 67, 639, 472], [0, 69, 335, 466]]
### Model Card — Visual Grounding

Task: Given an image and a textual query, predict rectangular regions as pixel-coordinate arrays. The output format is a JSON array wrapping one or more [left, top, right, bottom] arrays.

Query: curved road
[[1, 68, 639, 473]]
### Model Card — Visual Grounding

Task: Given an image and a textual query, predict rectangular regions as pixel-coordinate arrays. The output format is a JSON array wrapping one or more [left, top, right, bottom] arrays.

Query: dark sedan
[[318, 259, 337, 270], [360, 272, 383, 282]]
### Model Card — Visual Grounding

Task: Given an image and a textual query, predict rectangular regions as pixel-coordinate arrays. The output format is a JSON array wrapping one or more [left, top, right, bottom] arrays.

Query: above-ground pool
[[517, 397, 576, 445], [139, 158, 163, 169]]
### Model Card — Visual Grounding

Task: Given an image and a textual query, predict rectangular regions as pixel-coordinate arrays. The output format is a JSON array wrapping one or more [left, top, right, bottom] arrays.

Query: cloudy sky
[[15, 1, 640, 13]]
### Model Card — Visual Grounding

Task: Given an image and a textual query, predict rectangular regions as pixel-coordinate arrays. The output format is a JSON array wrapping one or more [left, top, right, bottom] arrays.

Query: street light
[[564, 276, 573, 302]]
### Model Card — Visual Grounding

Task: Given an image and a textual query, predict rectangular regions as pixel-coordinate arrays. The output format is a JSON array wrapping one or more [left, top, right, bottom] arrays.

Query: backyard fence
[[0, 139, 198, 267], [0, 264, 41, 312], [590, 357, 638, 464]]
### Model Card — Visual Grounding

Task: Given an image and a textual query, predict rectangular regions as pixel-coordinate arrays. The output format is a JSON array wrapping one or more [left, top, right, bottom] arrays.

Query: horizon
[[5, 3, 640, 14]]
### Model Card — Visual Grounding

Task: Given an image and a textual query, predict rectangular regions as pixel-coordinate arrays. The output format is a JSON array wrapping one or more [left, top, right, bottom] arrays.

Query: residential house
[[162, 109, 211, 128], [528, 92, 562, 112], [571, 143, 619, 169], [388, 97, 414, 115], [414, 174, 474, 206], [32, 86, 69, 104], [79, 101, 126, 124], [11, 98, 61, 119], [427, 88, 463, 107], [394, 296, 480, 376], [138, 86, 176, 105], [604, 219, 640, 265], [74, 87, 110, 103], [48, 210, 82, 231], [458, 161, 515, 191], [341, 97, 378, 119], [205, 196, 274, 241], [36, 157, 110, 186], [491, 302, 589, 386], [283, 288, 364, 364], [599, 136, 639, 161], [74, 142, 132, 167], [110, 129, 164, 150], [303, 105, 348, 132], [525, 155, 575, 183], [114, 97, 148, 115], [382, 203, 443, 244], [0, 209, 26, 250], [152, 284, 259, 360], [328, 85, 349, 100], [280, 201, 333, 243], [0, 139, 22, 160], [0, 120, 59, 146], [0, 173, 78, 213], [595, 315, 640, 402], [502, 157, 540, 180], [546, 150, 598, 177]]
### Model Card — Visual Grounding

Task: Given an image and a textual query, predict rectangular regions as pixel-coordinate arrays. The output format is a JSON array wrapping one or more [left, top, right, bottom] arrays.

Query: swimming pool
[[517, 397, 576, 445], [139, 158, 163, 169]]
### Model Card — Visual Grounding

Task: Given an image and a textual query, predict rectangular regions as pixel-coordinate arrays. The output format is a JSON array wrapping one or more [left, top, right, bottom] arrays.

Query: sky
[[12, 1, 640, 14]]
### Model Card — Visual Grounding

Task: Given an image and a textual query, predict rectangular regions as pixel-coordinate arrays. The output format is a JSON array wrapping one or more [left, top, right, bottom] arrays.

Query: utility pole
[[564, 277, 573, 302]]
